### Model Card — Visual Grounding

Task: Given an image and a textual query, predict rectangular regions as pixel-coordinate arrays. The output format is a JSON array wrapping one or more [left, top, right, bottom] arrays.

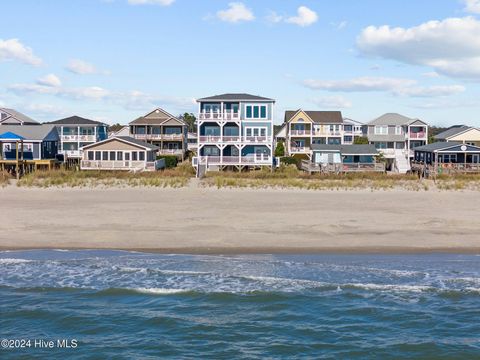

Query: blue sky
[[1, 0, 480, 126]]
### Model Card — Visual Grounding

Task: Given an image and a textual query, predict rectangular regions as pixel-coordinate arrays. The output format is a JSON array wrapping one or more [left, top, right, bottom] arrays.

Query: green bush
[[280, 157, 299, 166], [274, 141, 285, 157], [156, 155, 178, 168]]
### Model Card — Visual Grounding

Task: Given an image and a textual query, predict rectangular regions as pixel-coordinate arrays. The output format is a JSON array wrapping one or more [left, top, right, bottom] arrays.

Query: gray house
[[0, 108, 39, 126], [366, 113, 428, 173]]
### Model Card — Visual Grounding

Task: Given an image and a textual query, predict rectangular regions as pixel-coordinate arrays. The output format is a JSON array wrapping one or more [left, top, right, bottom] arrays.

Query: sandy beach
[[1, 186, 479, 253]]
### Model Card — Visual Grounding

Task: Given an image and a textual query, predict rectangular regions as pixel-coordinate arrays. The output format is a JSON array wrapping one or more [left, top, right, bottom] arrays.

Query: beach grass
[[0, 171, 11, 187], [202, 165, 427, 191], [436, 173, 480, 191], [16, 161, 194, 188]]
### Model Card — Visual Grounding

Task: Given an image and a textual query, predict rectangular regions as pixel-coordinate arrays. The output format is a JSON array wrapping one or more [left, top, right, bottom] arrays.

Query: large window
[[439, 154, 457, 163], [245, 105, 267, 119], [374, 126, 388, 135], [88, 151, 94, 160], [165, 127, 182, 135], [139, 152, 145, 161], [245, 127, 267, 137]]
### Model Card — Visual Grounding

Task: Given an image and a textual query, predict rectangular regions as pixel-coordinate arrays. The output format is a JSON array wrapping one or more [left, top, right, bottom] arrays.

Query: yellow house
[[434, 125, 480, 147]]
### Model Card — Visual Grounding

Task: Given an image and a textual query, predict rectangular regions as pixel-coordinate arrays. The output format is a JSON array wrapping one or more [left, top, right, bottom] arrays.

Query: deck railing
[[133, 134, 183, 141], [158, 149, 184, 155], [301, 160, 385, 173], [411, 161, 480, 175], [198, 110, 240, 120], [61, 135, 96, 142], [290, 147, 309, 153], [409, 132, 426, 139], [80, 160, 152, 171], [197, 155, 272, 166], [290, 130, 311, 136], [198, 136, 272, 144]]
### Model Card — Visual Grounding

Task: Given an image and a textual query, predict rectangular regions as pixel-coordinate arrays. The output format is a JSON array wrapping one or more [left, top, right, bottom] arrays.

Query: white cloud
[[303, 76, 465, 98], [24, 103, 67, 117], [66, 59, 99, 75], [127, 0, 175, 5], [36, 74, 62, 87], [286, 6, 318, 27], [266, 11, 283, 24], [464, 0, 480, 14], [303, 77, 416, 92], [0, 38, 42, 66], [356, 17, 480, 79], [217, 2, 255, 23], [9, 83, 110, 101], [311, 96, 352, 109], [422, 71, 440, 78]]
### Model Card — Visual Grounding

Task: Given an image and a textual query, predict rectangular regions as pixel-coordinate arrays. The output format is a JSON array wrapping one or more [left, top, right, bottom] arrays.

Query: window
[[374, 126, 388, 135], [395, 126, 402, 135], [125, 152, 130, 161], [88, 151, 94, 160], [102, 151, 108, 160], [139, 152, 145, 161], [440, 154, 457, 163], [117, 152, 123, 160], [95, 151, 101, 160], [245, 105, 267, 119], [203, 146, 220, 156], [245, 127, 268, 138], [110, 151, 116, 161], [132, 152, 138, 161], [344, 125, 353, 132], [165, 127, 182, 135], [344, 135, 353, 143]]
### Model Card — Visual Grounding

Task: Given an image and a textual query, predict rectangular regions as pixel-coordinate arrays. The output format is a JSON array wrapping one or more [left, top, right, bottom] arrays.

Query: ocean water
[[0, 251, 479, 359]]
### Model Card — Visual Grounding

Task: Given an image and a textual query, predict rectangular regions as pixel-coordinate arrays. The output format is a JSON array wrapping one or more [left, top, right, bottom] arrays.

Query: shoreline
[[2, 187, 480, 254]]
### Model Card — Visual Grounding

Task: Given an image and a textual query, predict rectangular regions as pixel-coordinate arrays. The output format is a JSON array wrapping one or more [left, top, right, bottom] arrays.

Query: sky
[[1, 0, 480, 126]]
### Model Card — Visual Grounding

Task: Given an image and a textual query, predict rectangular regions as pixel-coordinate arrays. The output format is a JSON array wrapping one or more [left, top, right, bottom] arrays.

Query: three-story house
[[194, 93, 274, 171]]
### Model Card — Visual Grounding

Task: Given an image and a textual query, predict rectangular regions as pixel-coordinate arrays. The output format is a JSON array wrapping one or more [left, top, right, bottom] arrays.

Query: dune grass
[[435, 174, 480, 191], [17, 161, 195, 188], [0, 171, 11, 187], [202, 165, 428, 191]]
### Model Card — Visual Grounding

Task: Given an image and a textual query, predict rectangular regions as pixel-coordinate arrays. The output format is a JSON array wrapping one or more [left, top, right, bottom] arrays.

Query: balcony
[[312, 131, 342, 137], [80, 160, 158, 171], [290, 147, 309, 153], [198, 110, 240, 121], [290, 129, 311, 136], [197, 154, 272, 166], [198, 136, 272, 144], [409, 132, 426, 139], [61, 135, 96, 142], [158, 149, 184, 156], [132, 133, 183, 141], [61, 149, 82, 158]]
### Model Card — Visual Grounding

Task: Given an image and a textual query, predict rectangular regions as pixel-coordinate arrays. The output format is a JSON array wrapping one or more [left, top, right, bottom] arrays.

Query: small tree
[[179, 113, 196, 133], [274, 141, 285, 157], [353, 136, 369, 145]]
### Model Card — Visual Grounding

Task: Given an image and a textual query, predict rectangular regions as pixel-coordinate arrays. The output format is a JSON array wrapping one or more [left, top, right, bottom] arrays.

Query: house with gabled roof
[[129, 108, 188, 159], [48, 115, 108, 160], [0, 124, 59, 161], [0, 108, 39, 126], [80, 136, 160, 171], [434, 125, 480, 146], [194, 93, 275, 173], [366, 113, 429, 173]]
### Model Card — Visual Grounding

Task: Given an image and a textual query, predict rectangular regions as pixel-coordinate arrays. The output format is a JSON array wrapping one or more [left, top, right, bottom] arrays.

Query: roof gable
[[197, 93, 275, 102], [82, 136, 158, 151], [434, 125, 469, 140], [0, 131, 25, 140], [0, 108, 39, 125], [284, 110, 343, 124], [445, 127, 480, 141], [49, 115, 106, 126], [368, 113, 423, 126]]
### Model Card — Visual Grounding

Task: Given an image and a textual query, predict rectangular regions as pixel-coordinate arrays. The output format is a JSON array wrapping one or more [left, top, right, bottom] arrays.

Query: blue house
[[194, 93, 275, 172], [0, 125, 59, 161]]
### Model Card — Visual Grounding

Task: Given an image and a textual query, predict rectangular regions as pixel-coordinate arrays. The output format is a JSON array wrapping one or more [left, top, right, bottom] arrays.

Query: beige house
[[80, 136, 160, 171], [434, 125, 480, 147]]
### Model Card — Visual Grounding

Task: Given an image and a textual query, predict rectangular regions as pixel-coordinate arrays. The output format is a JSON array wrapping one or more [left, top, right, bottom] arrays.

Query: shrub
[[274, 141, 285, 157], [156, 155, 178, 168], [280, 157, 299, 166], [354, 136, 369, 145]]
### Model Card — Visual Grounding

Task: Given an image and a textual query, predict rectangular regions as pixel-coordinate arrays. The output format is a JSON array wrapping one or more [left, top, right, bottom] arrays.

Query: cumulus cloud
[[356, 17, 480, 79], [303, 76, 465, 98], [36, 74, 62, 87], [127, 0, 175, 5], [217, 2, 254, 23], [66, 59, 100, 75], [311, 96, 352, 109], [464, 0, 480, 14], [0, 38, 42, 66], [285, 6, 318, 27], [9, 83, 110, 101]]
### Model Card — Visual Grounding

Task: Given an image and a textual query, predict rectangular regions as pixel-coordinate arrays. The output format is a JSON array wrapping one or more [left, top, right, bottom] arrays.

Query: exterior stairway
[[394, 149, 411, 174]]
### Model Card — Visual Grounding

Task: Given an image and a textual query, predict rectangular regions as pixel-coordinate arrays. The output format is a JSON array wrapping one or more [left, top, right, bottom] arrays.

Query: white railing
[[61, 150, 82, 158], [291, 130, 311, 136], [379, 148, 396, 157], [312, 131, 342, 136], [198, 136, 272, 144], [61, 135, 96, 142], [80, 160, 151, 170], [133, 134, 183, 140], [197, 155, 272, 166], [158, 149, 184, 155], [290, 147, 309, 153], [198, 110, 240, 121]]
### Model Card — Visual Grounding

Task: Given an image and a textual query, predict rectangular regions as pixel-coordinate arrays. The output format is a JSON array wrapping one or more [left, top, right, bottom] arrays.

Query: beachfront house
[[187, 132, 198, 152], [412, 142, 480, 175], [194, 93, 275, 172], [366, 113, 428, 173], [0, 124, 60, 171], [300, 144, 384, 173], [129, 108, 188, 160], [279, 110, 366, 157], [0, 108, 40, 126], [80, 136, 160, 171], [433, 125, 480, 147], [48, 116, 108, 161]]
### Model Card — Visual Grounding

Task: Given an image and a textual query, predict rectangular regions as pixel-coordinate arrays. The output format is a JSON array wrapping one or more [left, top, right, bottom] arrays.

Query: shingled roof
[[0, 108, 39, 125], [197, 93, 274, 102], [48, 115, 107, 126], [434, 125, 471, 140], [284, 110, 343, 124]]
